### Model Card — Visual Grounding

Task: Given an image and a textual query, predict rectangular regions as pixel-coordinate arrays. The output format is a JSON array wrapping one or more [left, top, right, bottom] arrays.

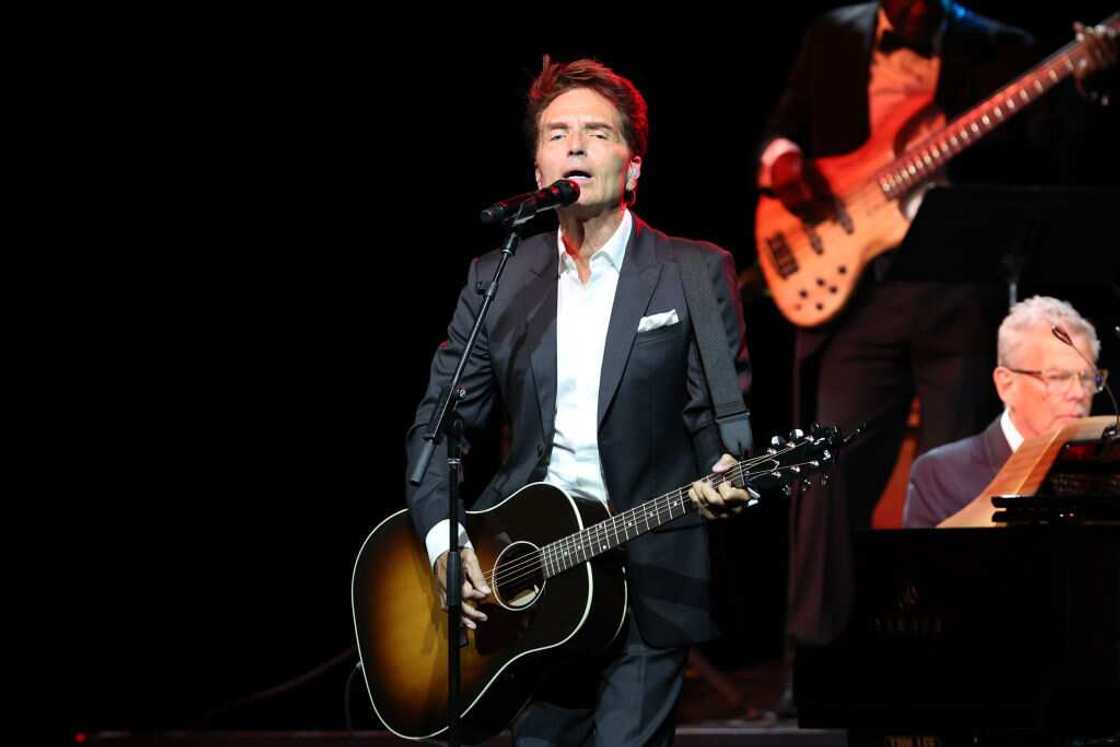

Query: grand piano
[[796, 417, 1119, 741]]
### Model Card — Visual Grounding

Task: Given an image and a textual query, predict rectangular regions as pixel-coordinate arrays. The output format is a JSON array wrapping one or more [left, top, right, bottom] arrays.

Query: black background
[[60, 2, 1117, 740]]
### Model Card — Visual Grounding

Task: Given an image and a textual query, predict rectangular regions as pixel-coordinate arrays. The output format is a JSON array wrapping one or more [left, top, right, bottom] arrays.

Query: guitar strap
[[678, 253, 754, 457]]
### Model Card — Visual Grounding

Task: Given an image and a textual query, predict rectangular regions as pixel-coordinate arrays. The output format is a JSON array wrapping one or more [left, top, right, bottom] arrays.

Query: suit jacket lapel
[[598, 218, 661, 427], [844, 2, 878, 146], [982, 416, 1013, 475], [525, 244, 559, 442]]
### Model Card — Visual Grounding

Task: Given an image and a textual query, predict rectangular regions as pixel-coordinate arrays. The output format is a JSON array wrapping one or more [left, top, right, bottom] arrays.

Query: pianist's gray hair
[[998, 295, 1100, 367]]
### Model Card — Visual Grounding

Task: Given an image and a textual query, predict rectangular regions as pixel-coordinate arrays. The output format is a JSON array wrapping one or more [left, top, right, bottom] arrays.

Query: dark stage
[[62, 3, 1118, 745]]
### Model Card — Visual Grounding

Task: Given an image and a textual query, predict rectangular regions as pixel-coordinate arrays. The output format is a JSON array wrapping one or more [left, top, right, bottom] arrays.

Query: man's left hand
[[1073, 21, 1118, 103], [689, 453, 750, 520]]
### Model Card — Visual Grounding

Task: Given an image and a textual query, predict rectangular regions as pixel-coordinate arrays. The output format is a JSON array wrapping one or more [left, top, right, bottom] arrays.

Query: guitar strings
[[475, 442, 823, 590], [479, 444, 803, 588], [480, 456, 826, 592], [478, 447, 784, 588]]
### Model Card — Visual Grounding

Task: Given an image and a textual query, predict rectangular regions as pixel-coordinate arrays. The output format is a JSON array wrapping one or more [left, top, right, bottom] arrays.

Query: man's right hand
[[770, 150, 833, 220], [435, 548, 491, 630]]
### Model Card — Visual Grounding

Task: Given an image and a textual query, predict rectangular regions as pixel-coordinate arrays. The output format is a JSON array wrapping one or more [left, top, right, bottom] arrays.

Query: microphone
[[480, 179, 580, 225], [1052, 325, 1119, 440]]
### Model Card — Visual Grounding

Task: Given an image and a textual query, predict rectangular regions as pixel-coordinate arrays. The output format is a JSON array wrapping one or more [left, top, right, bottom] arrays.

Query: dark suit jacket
[[903, 416, 1012, 528], [762, 1, 1040, 177], [405, 215, 750, 648]]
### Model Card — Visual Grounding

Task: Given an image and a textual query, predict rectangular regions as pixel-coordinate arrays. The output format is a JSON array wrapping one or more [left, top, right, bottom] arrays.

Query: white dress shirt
[[1000, 408, 1025, 452], [424, 210, 633, 567]]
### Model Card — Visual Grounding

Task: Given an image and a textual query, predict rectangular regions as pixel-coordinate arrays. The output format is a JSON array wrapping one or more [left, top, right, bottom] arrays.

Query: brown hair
[[526, 55, 649, 162]]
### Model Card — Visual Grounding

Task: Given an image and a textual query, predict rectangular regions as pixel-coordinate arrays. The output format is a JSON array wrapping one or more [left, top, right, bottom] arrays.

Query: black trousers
[[787, 280, 1003, 644], [511, 611, 689, 746]]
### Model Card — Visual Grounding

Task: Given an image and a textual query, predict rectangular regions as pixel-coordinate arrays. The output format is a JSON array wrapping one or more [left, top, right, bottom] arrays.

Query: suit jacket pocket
[[635, 322, 685, 345]]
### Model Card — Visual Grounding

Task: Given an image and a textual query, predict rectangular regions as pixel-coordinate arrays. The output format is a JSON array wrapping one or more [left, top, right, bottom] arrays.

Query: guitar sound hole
[[493, 540, 546, 612]]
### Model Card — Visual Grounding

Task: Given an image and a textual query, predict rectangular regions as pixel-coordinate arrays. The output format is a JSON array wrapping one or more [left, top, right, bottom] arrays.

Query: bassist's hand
[[435, 548, 491, 630], [1073, 21, 1118, 104], [770, 151, 834, 222]]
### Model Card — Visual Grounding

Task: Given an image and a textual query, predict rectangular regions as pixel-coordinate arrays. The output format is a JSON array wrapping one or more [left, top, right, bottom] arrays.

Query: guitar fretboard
[[539, 476, 713, 578], [876, 15, 1117, 200]]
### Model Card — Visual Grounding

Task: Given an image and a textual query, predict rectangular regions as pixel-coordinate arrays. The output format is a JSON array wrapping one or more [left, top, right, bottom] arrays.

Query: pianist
[[903, 296, 1104, 527]]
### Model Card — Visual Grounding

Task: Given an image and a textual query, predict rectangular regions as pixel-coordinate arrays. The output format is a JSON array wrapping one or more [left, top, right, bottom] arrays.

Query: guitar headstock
[[745, 423, 846, 494]]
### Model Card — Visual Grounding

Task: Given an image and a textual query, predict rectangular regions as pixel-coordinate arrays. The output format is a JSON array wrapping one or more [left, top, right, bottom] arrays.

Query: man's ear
[[993, 366, 1014, 407]]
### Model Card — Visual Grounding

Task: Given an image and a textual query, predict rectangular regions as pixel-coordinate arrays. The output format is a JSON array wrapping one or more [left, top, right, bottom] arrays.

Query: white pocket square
[[637, 309, 679, 333]]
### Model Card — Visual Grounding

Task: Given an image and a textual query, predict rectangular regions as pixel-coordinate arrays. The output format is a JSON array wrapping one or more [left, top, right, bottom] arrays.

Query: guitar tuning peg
[[822, 450, 832, 461], [790, 428, 805, 439], [809, 460, 820, 468], [789, 465, 801, 474], [770, 435, 785, 447]]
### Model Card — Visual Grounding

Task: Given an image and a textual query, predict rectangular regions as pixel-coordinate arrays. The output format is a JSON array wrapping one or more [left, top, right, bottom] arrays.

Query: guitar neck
[[536, 430, 839, 577], [876, 17, 1116, 200], [540, 460, 759, 578]]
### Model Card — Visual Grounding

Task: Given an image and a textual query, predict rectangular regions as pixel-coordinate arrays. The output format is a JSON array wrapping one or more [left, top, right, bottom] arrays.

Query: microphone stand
[[407, 203, 535, 746]]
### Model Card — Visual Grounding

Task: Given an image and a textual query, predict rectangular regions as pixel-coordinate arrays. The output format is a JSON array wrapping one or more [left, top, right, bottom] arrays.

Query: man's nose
[[567, 132, 586, 156]]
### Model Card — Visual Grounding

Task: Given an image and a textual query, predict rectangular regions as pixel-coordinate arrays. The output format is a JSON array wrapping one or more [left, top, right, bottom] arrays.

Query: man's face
[[881, 0, 943, 42], [995, 324, 1097, 440], [534, 87, 640, 217]]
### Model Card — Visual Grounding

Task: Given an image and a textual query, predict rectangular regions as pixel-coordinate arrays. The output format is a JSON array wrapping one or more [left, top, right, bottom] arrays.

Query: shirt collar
[[1000, 408, 1025, 452], [557, 209, 632, 277]]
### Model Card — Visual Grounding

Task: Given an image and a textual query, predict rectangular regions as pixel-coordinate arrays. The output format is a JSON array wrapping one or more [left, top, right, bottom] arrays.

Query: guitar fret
[[873, 41, 1085, 202], [539, 449, 807, 578]]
